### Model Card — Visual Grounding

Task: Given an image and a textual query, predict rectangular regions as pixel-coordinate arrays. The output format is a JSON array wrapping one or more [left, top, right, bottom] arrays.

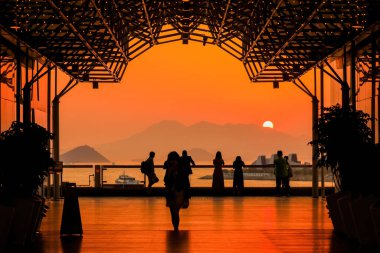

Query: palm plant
[[310, 104, 378, 194], [0, 121, 54, 201]]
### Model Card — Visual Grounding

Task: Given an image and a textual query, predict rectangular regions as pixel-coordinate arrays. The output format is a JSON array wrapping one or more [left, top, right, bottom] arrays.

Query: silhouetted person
[[146, 151, 159, 191], [180, 150, 195, 199], [284, 156, 292, 196], [212, 151, 225, 195], [164, 151, 190, 231], [232, 156, 245, 195], [274, 150, 289, 196]]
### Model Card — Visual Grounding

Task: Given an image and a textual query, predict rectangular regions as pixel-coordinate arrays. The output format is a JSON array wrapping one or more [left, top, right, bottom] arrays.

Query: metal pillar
[[342, 46, 350, 109], [312, 96, 319, 198], [0, 52, 1, 133], [46, 65, 52, 199], [51, 77, 78, 199], [16, 40, 21, 123], [378, 81, 380, 144], [23, 48, 31, 125], [320, 64, 325, 198], [341, 82, 350, 110], [350, 41, 356, 110], [53, 97, 60, 200], [371, 37, 376, 140], [94, 165, 103, 189], [292, 77, 320, 198]]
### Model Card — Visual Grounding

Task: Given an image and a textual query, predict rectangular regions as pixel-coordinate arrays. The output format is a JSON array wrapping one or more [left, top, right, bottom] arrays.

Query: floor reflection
[[166, 230, 190, 253], [28, 197, 364, 253], [60, 236, 82, 253]]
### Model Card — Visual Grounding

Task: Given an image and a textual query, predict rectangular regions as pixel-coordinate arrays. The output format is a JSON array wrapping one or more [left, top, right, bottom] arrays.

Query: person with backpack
[[144, 151, 159, 191]]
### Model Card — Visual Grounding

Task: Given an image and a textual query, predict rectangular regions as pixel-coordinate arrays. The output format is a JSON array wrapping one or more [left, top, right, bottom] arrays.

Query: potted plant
[[0, 121, 54, 249], [310, 104, 380, 245]]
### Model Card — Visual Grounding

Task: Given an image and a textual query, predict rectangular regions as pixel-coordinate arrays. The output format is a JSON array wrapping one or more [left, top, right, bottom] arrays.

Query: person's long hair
[[215, 151, 222, 159]]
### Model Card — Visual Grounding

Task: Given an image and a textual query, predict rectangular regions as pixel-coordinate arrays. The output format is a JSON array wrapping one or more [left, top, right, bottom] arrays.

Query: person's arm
[[190, 157, 195, 166], [148, 158, 154, 172]]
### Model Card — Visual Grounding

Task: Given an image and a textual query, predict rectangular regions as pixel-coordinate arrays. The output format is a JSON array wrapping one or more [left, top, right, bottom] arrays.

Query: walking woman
[[232, 156, 245, 195], [212, 151, 225, 195], [164, 151, 190, 231]]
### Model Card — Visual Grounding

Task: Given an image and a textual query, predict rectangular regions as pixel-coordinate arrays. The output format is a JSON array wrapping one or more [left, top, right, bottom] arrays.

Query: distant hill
[[61, 145, 110, 163], [96, 120, 311, 164], [187, 148, 213, 162]]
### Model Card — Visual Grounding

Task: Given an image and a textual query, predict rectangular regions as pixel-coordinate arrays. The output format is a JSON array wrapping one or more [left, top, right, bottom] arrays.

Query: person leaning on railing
[[145, 151, 159, 190], [274, 150, 290, 196]]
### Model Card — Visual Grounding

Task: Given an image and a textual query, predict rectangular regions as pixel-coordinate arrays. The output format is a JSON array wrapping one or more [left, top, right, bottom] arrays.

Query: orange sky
[[59, 42, 314, 152]]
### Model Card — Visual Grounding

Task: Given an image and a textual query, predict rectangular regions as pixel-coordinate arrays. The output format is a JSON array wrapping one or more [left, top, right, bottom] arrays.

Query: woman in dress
[[232, 156, 245, 195], [164, 151, 190, 231], [212, 151, 225, 195]]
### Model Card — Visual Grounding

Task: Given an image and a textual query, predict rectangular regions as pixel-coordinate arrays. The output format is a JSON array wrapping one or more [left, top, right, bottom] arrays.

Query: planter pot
[[0, 205, 15, 251], [337, 194, 357, 238], [34, 197, 48, 237], [27, 196, 45, 243], [326, 192, 346, 235], [370, 199, 380, 247], [8, 196, 46, 248], [350, 194, 378, 246]]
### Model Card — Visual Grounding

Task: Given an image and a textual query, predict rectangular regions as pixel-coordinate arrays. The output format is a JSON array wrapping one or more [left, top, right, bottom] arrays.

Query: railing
[[60, 163, 333, 189]]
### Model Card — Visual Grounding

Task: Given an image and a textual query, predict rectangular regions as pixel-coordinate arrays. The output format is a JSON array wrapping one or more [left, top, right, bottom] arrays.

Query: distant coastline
[[199, 170, 333, 182]]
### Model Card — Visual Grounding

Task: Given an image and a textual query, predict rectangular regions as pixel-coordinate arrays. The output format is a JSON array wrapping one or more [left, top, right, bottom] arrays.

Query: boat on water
[[115, 174, 144, 185]]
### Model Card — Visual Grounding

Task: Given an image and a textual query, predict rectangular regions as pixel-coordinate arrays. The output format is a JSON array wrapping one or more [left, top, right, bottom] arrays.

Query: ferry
[[115, 174, 144, 185]]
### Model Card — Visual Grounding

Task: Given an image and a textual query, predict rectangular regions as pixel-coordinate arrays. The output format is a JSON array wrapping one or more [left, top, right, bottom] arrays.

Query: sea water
[[62, 167, 334, 188]]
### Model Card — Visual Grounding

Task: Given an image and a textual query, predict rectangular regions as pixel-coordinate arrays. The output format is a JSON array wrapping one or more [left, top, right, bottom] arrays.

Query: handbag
[[182, 198, 189, 209], [288, 166, 293, 178]]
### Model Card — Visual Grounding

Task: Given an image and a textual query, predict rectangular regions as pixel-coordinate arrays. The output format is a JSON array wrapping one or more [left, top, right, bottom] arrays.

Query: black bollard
[[60, 183, 83, 236]]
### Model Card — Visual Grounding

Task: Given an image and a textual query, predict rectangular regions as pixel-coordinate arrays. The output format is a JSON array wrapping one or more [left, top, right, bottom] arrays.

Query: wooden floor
[[22, 196, 373, 253]]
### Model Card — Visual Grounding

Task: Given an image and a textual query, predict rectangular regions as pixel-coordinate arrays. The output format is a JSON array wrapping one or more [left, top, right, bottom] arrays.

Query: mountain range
[[95, 120, 311, 164]]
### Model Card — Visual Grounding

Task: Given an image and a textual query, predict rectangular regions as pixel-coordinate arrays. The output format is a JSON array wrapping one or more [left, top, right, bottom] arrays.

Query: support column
[[23, 48, 31, 125], [378, 81, 380, 144], [320, 63, 324, 113], [342, 46, 350, 109], [53, 97, 60, 200], [16, 40, 21, 123], [351, 41, 356, 110], [371, 37, 376, 140], [342, 83, 350, 110], [320, 64, 325, 197], [46, 65, 52, 199], [312, 96, 319, 198]]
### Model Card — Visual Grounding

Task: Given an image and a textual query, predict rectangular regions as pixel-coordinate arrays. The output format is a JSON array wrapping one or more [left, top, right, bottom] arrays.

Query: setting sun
[[263, 121, 274, 129]]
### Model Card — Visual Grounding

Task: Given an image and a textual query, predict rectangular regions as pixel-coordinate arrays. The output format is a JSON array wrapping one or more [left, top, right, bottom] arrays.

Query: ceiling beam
[[215, 0, 231, 45], [142, 0, 156, 44], [251, 0, 327, 81], [242, 0, 284, 61], [90, 0, 129, 63], [46, 0, 119, 81]]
